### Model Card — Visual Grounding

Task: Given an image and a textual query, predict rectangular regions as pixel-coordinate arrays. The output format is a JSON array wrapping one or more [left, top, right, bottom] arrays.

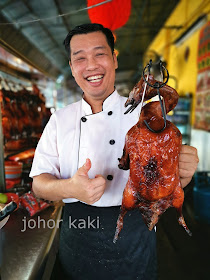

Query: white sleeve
[[29, 113, 61, 178]]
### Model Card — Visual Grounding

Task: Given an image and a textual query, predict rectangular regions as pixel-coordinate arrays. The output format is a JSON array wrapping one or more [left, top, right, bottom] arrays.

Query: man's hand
[[68, 158, 106, 205], [32, 158, 106, 203], [179, 145, 199, 188]]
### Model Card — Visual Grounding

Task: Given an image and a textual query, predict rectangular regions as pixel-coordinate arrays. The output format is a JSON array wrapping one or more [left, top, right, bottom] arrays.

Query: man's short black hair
[[63, 23, 115, 60]]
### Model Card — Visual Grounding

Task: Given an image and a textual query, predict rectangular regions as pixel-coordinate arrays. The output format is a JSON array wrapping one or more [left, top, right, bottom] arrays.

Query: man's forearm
[[32, 173, 71, 201]]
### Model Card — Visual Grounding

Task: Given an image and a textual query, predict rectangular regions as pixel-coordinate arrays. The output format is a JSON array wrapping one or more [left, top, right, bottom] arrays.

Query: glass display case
[[167, 95, 192, 145]]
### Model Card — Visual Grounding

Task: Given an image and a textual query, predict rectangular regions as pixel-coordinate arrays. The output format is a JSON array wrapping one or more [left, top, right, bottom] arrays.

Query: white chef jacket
[[30, 90, 141, 207]]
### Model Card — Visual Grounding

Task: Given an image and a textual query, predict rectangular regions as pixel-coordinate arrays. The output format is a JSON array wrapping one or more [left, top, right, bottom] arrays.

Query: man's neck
[[84, 97, 103, 114], [83, 90, 115, 114]]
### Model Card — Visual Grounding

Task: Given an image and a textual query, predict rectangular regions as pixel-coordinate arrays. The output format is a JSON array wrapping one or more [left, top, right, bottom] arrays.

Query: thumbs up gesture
[[69, 159, 106, 205]]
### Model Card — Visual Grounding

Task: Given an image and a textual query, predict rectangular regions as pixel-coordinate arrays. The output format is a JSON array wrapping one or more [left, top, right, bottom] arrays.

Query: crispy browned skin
[[113, 75, 191, 243]]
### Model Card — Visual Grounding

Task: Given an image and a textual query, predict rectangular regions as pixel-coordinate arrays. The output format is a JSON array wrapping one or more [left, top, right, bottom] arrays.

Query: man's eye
[[96, 53, 105, 56]]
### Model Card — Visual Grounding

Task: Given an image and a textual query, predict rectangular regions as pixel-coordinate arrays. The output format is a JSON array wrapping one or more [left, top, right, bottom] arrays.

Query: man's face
[[69, 31, 118, 102]]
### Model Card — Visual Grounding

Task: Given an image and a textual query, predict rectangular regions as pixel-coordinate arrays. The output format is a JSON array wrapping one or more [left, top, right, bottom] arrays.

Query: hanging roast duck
[[114, 61, 191, 243]]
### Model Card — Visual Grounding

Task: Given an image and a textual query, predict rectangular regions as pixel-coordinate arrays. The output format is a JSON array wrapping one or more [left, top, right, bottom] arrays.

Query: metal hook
[[141, 60, 169, 133], [144, 84, 167, 133], [142, 60, 169, 89]]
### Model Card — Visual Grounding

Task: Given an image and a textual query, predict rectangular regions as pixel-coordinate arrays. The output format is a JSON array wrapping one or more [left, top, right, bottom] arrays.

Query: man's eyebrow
[[72, 50, 84, 56], [94, 46, 106, 50], [72, 46, 106, 56]]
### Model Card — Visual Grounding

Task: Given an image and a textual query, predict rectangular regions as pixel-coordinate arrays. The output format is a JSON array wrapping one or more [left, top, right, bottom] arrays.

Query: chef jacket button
[[107, 175, 113, 181], [81, 116, 87, 122], [108, 111, 113, 115], [109, 139, 115, 145]]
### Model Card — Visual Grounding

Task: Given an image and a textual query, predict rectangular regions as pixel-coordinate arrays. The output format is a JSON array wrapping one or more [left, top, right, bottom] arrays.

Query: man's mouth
[[86, 75, 104, 83]]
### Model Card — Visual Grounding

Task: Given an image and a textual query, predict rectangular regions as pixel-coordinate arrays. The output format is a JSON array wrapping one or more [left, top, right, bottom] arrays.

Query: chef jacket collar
[[82, 89, 120, 115]]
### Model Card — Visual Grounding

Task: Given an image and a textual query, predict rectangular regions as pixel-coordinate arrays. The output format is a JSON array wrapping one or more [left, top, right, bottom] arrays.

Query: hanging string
[[0, 0, 112, 26]]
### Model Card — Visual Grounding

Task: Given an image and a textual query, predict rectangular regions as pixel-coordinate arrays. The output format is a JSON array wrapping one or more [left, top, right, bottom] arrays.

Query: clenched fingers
[[179, 145, 199, 178], [90, 176, 106, 189], [180, 145, 198, 156]]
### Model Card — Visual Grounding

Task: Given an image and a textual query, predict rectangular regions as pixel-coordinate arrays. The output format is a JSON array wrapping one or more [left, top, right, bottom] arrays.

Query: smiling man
[[30, 23, 199, 280], [69, 31, 118, 113]]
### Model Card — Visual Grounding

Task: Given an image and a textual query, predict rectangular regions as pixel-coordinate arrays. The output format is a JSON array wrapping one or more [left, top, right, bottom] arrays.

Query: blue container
[[193, 172, 210, 224]]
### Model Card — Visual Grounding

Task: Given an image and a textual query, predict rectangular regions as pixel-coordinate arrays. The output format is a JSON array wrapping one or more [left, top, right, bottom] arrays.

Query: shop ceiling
[[0, 0, 181, 91]]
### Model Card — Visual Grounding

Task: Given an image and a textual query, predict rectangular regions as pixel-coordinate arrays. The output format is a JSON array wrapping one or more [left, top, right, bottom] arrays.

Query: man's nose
[[86, 56, 98, 71]]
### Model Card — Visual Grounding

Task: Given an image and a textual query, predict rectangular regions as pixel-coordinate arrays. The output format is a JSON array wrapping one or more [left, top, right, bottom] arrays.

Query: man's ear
[[113, 52, 118, 70], [69, 61, 74, 77]]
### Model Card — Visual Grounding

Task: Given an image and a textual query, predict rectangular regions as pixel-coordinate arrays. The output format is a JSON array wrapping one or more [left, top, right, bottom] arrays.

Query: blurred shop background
[[0, 1, 209, 280]]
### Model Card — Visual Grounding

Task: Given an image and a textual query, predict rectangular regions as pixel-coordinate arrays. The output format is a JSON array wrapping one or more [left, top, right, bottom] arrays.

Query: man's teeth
[[87, 75, 103, 82]]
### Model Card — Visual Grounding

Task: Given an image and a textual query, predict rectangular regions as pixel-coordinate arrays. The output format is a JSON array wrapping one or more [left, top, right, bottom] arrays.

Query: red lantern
[[87, 0, 131, 31]]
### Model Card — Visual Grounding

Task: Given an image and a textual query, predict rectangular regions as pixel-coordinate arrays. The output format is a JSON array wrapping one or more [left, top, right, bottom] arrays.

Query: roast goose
[[114, 65, 191, 243], [0, 88, 17, 139]]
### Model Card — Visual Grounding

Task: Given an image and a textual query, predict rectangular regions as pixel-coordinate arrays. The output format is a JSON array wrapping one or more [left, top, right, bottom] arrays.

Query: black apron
[[58, 202, 157, 280]]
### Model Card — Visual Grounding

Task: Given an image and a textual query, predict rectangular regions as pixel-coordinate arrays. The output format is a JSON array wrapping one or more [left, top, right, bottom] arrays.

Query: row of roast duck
[[0, 79, 48, 150]]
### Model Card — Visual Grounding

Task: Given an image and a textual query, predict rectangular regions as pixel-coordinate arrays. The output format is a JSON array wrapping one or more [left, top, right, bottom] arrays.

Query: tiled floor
[[156, 182, 210, 280]]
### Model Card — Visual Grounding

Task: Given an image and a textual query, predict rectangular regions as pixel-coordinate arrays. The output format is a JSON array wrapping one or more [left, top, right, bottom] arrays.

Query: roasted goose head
[[114, 74, 191, 243]]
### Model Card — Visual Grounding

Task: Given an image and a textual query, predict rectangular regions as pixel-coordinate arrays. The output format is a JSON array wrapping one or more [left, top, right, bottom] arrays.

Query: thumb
[[79, 158, 91, 176]]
